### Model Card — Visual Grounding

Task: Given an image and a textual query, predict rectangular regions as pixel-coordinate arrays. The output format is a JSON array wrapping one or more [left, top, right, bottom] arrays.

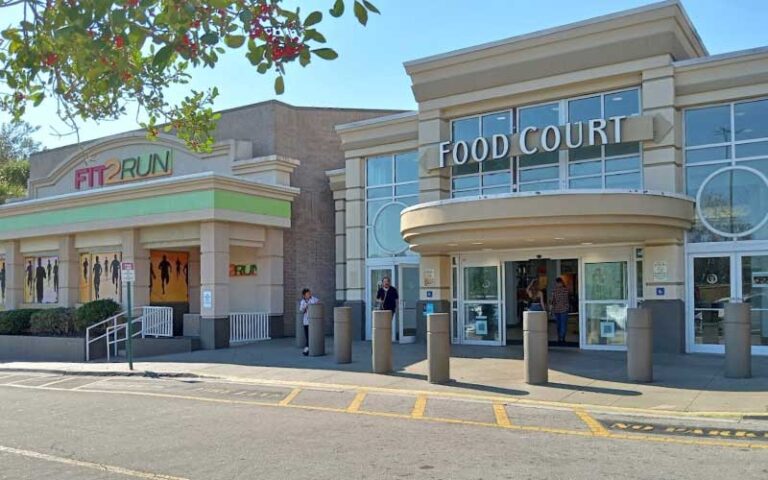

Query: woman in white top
[[299, 288, 319, 356]]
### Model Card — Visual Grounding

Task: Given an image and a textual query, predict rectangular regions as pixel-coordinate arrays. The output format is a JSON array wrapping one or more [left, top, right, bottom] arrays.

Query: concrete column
[[627, 308, 653, 382], [334, 306, 352, 364], [523, 311, 548, 385], [372, 310, 393, 374], [56, 236, 79, 307], [199, 222, 230, 350], [427, 313, 450, 384], [295, 301, 306, 348], [724, 302, 752, 379], [3, 241, 23, 309], [308, 303, 325, 356], [188, 248, 201, 314], [120, 229, 150, 309]]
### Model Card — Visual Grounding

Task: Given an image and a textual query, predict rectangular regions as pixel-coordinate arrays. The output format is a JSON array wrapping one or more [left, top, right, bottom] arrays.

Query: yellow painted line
[[346, 391, 367, 413], [279, 388, 302, 406], [493, 403, 513, 428], [205, 375, 768, 420], [411, 394, 427, 419], [0, 444, 189, 480], [575, 408, 610, 437], [2, 382, 767, 451]]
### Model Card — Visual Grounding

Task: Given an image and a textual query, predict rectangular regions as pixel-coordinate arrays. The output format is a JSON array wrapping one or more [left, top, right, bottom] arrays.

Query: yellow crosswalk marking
[[347, 391, 367, 413], [411, 394, 427, 418], [575, 408, 610, 437], [493, 403, 512, 428], [279, 388, 301, 406]]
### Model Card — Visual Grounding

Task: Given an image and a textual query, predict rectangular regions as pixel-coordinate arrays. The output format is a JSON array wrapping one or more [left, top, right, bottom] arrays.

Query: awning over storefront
[[400, 191, 694, 254]]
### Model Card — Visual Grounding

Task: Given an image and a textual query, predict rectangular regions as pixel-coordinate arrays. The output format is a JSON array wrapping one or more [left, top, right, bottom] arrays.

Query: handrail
[[86, 306, 172, 362]]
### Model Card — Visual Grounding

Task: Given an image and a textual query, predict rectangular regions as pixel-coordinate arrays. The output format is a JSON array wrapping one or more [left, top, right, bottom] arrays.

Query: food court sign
[[438, 115, 654, 168], [74, 149, 173, 190]]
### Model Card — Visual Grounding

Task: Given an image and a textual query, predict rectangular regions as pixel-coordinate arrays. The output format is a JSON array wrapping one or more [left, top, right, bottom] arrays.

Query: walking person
[[551, 277, 570, 344], [375, 276, 399, 341], [526, 279, 545, 312], [299, 288, 319, 356]]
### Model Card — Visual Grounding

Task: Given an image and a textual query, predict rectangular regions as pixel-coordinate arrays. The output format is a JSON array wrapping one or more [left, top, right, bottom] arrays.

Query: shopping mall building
[[333, 0, 768, 355], [1, 0, 766, 357]]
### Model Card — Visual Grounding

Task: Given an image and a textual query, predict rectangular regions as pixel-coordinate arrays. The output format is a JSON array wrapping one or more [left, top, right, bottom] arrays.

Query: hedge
[[29, 308, 76, 336], [0, 309, 40, 335], [73, 299, 122, 333]]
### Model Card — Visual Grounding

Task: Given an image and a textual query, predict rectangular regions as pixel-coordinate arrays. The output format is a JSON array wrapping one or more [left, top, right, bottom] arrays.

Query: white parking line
[[0, 444, 190, 480], [38, 377, 76, 388]]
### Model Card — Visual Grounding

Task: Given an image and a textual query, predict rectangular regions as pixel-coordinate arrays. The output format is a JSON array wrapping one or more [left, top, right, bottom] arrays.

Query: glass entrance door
[[461, 265, 503, 345], [398, 265, 419, 344], [583, 261, 629, 348], [367, 267, 394, 341]]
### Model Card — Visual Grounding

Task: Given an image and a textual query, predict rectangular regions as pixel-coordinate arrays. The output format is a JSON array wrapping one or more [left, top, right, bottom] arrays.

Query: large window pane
[[585, 262, 628, 301], [452, 117, 479, 142], [520, 166, 558, 182], [482, 112, 511, 137], [366, 199, 388, 226], [519, 151, 558, 168], [570, 145, 602, 161], [569, 160, 601, 177], [606, 156, 640, 173], [686, 163, 725, 197], [570, 176, 602, 189], [698, 168, 768, 236], [395, 151, 419, 183], [734, 99, 768, 141], [463, 303, 501, 342], [452, 163, 479, 176], [483, 171, 511, 187], [367, 156, 392, 186], [735, 141, 768, 159], [605, 142, 640, 157], [569, 96, 601, 123], [482, 157, 510, 172], [685, 105, 731, 146], [605, 172, 640, 189], [604, 89, 639, 118], [366, 186, 391, 199], [693, 256, 730, 345], [519, 181, 559, 192], [452, 175, 480, 191], [519, 103, 558, 128], [395, 183, 418, 197], [686, 146, 731, 164]]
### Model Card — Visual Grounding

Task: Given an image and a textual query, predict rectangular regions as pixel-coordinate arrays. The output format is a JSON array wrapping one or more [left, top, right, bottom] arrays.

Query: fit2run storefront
[[332, 0, 768, 355]]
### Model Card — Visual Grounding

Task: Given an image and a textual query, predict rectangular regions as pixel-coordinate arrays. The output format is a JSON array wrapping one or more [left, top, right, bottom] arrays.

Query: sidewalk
[[2, 338, 767, 416]]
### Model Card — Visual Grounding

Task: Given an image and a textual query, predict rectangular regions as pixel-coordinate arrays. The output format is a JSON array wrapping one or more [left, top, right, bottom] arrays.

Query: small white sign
[[652, 261, 668, 282], [120, 262, 135, 282], [202, 290, 212, 309], [600, 321, 616, 338], [423, 269, 435, 287]]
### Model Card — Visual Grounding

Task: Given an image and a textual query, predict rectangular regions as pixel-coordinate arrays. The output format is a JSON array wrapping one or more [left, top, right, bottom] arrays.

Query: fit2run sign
[[439, 115, 633, 168], [74, 150, 174, 190]]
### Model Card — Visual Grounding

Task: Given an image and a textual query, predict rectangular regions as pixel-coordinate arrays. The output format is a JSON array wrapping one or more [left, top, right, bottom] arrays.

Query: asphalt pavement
[[0, 372, 766, 480]]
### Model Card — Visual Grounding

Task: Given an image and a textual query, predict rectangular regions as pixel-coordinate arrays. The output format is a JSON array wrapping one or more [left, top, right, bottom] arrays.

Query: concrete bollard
[[334, 307, 352, 364], [523, 311, 548, 385], [724, 302, 751, 378], [372, 310, 393, 374], [427, 313, 451, 384], [308, 303, 325, 357], [296, 301, 306, 348], [627, 308, 653, 382]]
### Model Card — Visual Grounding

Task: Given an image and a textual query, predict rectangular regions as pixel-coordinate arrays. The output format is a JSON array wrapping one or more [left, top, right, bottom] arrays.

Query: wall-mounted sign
[[74, 150, 173, 190], [600, 321, 616, 339], [652, 261, 668, 282], [202, 289, 212, 309], [439, 116, 627, 168], [230, 264, 258, 277], [475, 319, 488, 335], [423, 268, 435, 287], [656, 287, 666, 296]]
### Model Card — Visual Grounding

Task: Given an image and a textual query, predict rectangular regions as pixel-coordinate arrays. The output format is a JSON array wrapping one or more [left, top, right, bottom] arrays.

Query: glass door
[[690, 256, 732, 350], [582, 260, 630, 349], [739, 254, 768, 349], [461, 264, 503, 345], [398, 265, 419, 344]]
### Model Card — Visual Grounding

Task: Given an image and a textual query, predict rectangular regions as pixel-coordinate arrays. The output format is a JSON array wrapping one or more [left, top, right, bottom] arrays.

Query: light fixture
[[612, 96, 623, 101], [554, 237, 565, 240], [471, 242, 484, 245], [496, 116, 507, 121], [447, 243, 459, 247], [581, 242, 594, 245]]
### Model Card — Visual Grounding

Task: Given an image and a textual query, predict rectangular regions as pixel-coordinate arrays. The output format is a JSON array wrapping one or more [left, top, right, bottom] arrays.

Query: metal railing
[[230, 312, 271, 344], [85, 306, 174, 361]]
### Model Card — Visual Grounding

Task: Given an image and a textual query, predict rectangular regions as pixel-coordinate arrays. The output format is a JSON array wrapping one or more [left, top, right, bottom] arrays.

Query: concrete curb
[[0, 367, 204, 379]]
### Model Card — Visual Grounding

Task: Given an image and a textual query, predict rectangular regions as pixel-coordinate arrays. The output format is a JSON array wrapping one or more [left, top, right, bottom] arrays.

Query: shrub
[[0, 309, 39, 335], [74, 299, 122, 333], [29, 308, 76, 336]]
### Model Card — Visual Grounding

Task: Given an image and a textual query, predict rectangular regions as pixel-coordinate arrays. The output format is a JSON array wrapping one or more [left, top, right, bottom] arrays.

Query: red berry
[[114, 35, 125, 48]]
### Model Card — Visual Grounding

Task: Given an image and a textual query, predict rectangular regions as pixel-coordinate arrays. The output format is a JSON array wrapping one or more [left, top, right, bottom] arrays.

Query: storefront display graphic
[[24, 255, 59, 304], [150, 251, 189, 303], [80, 252, 122, 303], [0, 254, 6, 310]]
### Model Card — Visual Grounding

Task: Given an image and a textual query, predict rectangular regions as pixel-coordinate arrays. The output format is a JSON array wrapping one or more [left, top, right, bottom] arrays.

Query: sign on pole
[[121, 262, 136, 283], [121, 262, 135, 370]]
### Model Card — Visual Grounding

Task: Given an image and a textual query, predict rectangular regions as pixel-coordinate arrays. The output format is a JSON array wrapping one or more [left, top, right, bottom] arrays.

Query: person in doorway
[[35, 257, 46, 303], [526, 279, 545, 312], [92, 256, 102, 300], [376, 276, 399, 341], [299, 288, 319, 356], [551, 277, 570, 344]]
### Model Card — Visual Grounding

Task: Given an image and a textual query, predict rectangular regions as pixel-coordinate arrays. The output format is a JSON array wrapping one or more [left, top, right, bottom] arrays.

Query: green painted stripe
[[0, 189, 291, 232]]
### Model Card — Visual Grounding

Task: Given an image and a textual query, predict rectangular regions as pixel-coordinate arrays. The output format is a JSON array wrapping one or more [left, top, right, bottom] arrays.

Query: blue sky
[[3, 0, 767, 149]]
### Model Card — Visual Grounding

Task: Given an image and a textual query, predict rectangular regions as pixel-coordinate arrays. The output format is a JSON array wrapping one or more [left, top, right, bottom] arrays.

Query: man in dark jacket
[[376, 276, 399, 340]]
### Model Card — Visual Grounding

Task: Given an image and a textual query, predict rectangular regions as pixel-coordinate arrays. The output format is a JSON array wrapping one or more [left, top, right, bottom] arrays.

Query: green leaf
[[362, 1, 380, 14], [224, 35, 245, 48], [312, 48, 338, 60], [330, 0, 345, 17], [274, 76, 284, 95], [353, 1, 368, 25], [257, 63, 269, 74], [304, 11, 323, 27], [299, 49, 311, 67], [153, 45, 174, 69], [200, 32, 219, 45], [239, 9, 254, 24], [305, 30, 327, 43]]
